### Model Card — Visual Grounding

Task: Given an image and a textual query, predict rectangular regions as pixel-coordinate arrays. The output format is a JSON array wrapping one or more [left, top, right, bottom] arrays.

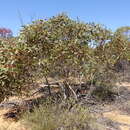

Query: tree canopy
[[0, 14, 129, 102]]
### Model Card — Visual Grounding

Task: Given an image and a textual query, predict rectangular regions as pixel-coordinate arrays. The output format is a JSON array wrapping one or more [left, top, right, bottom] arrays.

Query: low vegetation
[[22, 100, 104, 130]]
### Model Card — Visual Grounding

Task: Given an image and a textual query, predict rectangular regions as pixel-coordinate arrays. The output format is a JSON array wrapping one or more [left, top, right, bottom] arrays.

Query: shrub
[[0, 39, 33, 102], [19, 14, 113, 81], [19, 14, 92, 78], [19, 14, 127, 99], [0, 13, 129, 103]]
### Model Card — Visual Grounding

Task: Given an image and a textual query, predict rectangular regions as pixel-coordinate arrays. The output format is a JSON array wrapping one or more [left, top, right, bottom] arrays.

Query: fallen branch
[[65, 81, 78, 101], [44, 76, 51, 96]]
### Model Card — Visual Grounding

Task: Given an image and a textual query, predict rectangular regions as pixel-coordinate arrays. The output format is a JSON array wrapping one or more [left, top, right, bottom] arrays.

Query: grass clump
[[91, 86, 117, 101], [22, 100, 103, 130]]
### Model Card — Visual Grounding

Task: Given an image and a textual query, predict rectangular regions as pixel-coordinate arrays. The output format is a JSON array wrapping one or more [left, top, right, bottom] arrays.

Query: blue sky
[[0, 0, 130, 36]]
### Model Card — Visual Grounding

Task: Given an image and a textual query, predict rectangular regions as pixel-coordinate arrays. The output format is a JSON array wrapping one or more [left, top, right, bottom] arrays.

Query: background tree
[[0, 28, 13, 38]]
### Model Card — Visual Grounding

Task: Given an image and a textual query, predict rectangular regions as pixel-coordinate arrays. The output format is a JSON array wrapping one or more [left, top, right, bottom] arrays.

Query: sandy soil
[[1, 81, 130, 130]]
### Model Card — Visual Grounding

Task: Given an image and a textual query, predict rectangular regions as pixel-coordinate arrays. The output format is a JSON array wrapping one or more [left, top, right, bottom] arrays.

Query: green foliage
[[19, 14, 93, 77], [18, 14, 130, 99], [0, 13, 129, 102], [90, 30, 129, 88], [0, 39, 33, 101], [114, 26, 130, 61], [19, 14, 114, 82]]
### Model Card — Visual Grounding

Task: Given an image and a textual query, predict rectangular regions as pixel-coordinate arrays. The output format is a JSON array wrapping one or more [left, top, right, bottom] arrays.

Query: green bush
[[19, 14, 129, 99], [19, 14, 93, 78], [0, 39, 33, 102], [19, 14, 114, 81], [0, 14, 127, 102]]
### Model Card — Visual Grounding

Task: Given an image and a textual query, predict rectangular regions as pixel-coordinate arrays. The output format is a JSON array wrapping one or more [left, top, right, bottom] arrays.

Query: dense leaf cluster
[[0, 14, 129, 102], [0, 39, 33, 101]]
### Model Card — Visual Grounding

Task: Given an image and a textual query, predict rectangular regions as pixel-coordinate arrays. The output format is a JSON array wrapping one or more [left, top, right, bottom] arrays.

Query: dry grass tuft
[[21, 100, 104, 130]]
